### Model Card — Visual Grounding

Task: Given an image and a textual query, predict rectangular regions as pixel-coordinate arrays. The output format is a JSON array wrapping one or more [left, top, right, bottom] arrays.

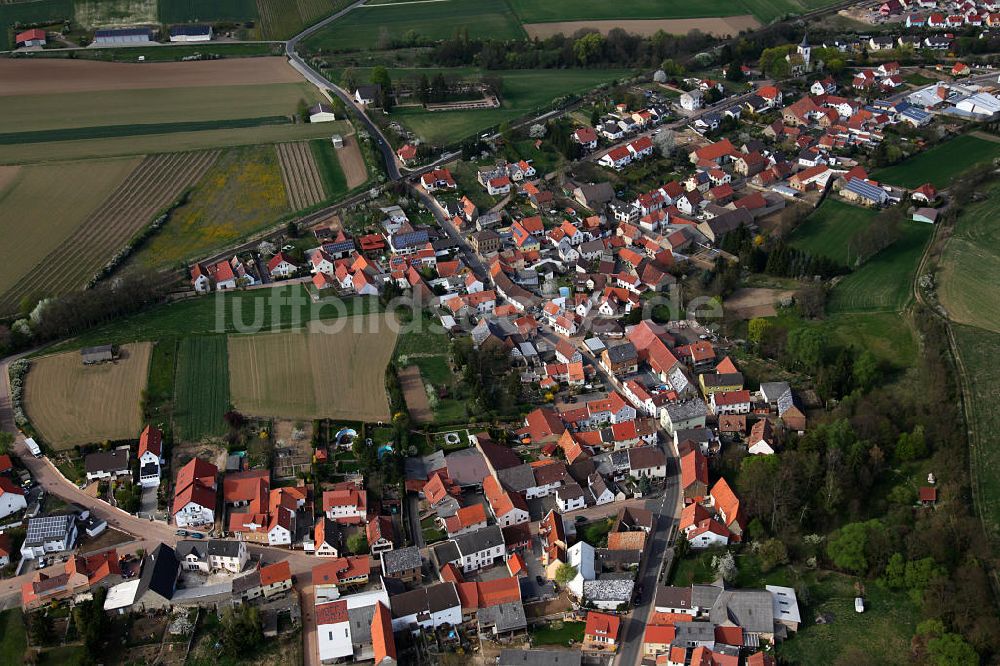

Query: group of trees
[[735, 308, 999, 660], [7, 269, 172, 351], [451, 337, 521, 418], [425, 28, 716, 70]]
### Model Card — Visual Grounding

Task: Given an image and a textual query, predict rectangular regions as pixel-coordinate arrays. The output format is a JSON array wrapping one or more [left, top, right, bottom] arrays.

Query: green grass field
[[827, 221, 931, 313], [344, 67, 630, 144], [304, 0, 526, 51], [144, 337, 178, 439], [310, 138, 349, 199], [938, 181, 1000, 333], [0, 83, 317, 136], [174, 336, 230, 441], [507, 0, 738, 20], [874, 134, 1000, 189], [776, 570, 919, 664], [0, 609, 27, 666], [954, 324, 1000, 544], [789, 199, 877, 266], [0, 116, 290, 145], [130, 145, 289, 268], [46, 287, 381, 351], [530, 621, 585, 646], [158, 0, 257, 23], [257, 0, 354, 39], [825, 312, 917, 369], [0, 122, 352, 165]]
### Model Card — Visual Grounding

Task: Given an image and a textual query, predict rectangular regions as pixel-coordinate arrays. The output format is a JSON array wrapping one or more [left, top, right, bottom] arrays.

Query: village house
[[172, 458, 217, 528]]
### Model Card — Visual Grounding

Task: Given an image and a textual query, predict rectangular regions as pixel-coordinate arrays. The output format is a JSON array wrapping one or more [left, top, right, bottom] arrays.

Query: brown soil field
[[228, 317, 398, 422], [522, 16, 760, 38], [0, 150, 219, 314], [399, 365, 432, 424], [0, 165, 20, 192], [724, 288, 797, 319], [24, 342, 152, 448], [276, 141, 326, 210], [337, 135, 369, 189], [0, 57, 302, 96]]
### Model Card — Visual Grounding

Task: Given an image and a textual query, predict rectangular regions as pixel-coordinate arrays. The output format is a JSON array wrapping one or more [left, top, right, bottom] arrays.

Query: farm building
[[169, 25, 213, 42], [309, 103, 337, 123], [15, 29, 46, 47], [354, 85, 381, 106], [331, 134, 344, 148], [93, 28, 153, 45], [81, 345, 115, 365]]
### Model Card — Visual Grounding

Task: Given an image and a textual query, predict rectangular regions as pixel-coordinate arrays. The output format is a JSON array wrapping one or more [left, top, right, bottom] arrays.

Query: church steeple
[[797, 32, 811, 70]]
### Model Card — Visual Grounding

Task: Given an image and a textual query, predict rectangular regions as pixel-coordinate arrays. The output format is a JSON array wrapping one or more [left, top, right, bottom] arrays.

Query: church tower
[[797, 33, 811, 71]]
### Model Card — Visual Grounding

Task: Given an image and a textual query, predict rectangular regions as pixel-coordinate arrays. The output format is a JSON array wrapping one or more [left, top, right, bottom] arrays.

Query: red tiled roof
[[259, 560, 291, 587], [585, 611, 621, 640], [372, 601, 396, 663], [315, 600, 349, 625], [138, 425, 162, 459]]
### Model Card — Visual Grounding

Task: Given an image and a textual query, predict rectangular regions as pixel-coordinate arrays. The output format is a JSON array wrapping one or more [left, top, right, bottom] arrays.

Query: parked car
[[535, 575, 545, 586], [175, 530, 188, 537], [189, 532, 204, 539]]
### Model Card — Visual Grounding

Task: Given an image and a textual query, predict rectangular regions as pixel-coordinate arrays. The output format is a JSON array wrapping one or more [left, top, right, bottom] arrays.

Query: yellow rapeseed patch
[[132, 145, 290, 268]]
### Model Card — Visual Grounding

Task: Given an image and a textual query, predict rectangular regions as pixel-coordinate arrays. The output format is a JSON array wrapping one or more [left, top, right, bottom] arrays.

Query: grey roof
[[674, 427, 713, 444], [355, 84, 382, 99], [655, 585, 693, 610], [24, 514, 75, 546], [588, 472, 610, 500], [497, 463, 536, 493], [759, 381, 791, 402], [709, 589, 777, 634], [431, 540, 461, 565], [80, 345, 114, 362], [454, 525, 504, 556], [174, 540, 208, 560], [609, 449, 630, 470], [777, 388, 800, 417], [499, 650, 582, 666], [664, 400, 708, 422], [231, 569, 261, 595], [605, 342, 638, 365], [583, 578, 634, 602], [692, 583, 724, 609], [628, 445, 665, 470], [767, 584, 802, 625], [701, 373, 744, 388], [390, 582, 459, 618], [84, 447, 129, 474], [556, 483, 585, 501], [138, 543, 178, 601], [348, 604, 376, 646], [381, 545, 421, 574], [477, 601, 527, 632], [207, 539, 243, 558], [170, 24, 212, 36], [844, 178, 888, 203], [675, 621, 716, 643], [405, 450, 446, 481]]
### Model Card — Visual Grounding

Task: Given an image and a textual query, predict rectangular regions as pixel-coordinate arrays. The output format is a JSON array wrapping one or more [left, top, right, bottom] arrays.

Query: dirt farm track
[[0, 57, 302, 96]]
